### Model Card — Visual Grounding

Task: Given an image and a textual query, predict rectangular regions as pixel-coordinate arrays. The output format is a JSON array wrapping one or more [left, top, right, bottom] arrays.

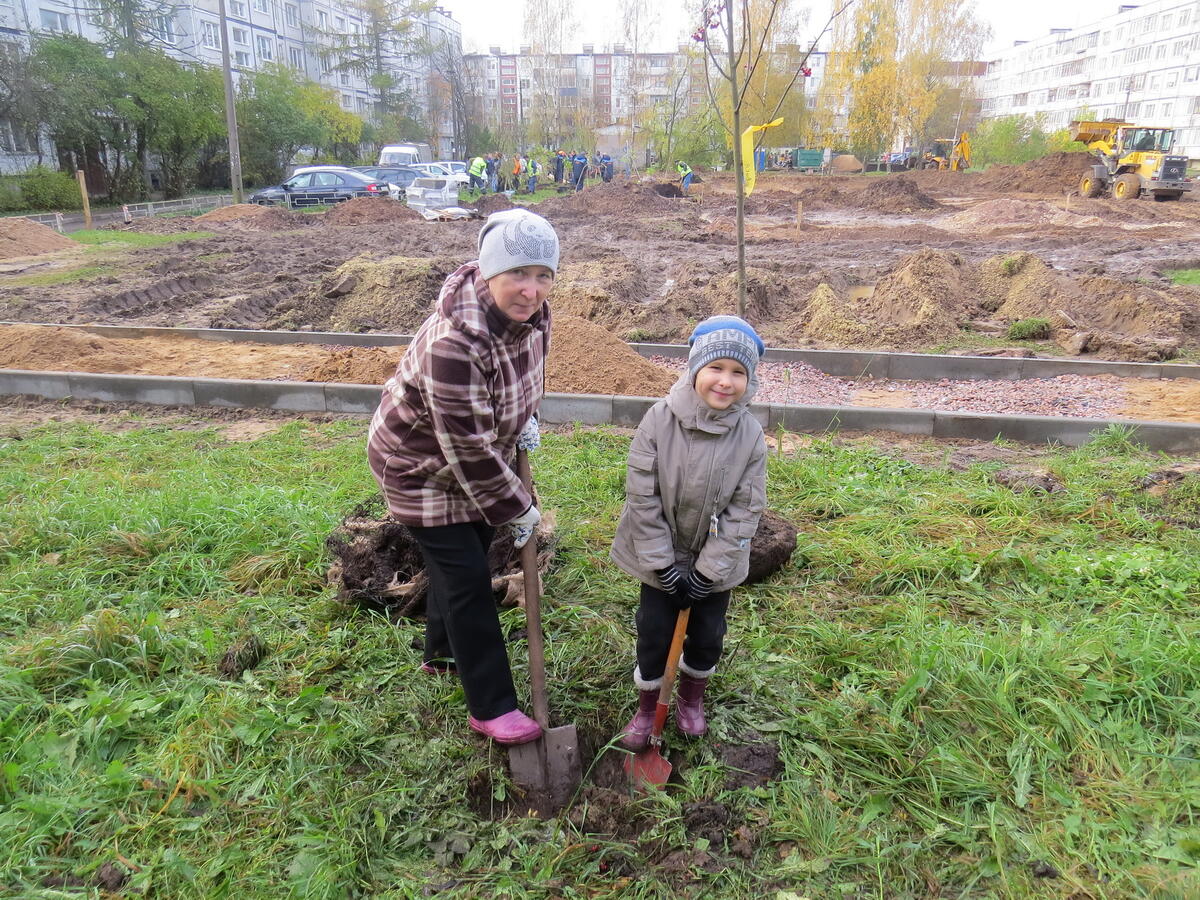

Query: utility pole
[[217, 0, 244, 203]]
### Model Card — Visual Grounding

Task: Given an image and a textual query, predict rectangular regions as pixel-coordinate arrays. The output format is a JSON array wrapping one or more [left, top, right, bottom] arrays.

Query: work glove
[[685, 568, 714, 606], [656, 565, 691, 610], [509, 504, 541, 550], [516, 415, 541, 452]]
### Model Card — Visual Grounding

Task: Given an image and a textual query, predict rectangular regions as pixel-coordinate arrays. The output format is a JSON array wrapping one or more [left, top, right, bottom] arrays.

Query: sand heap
[[974, 151, 1096, 194], [940, 198, 1105, 232], [805, 249, 980, 347], [471, 193, 515, 215], [979, 252, 1190, 360], [196, 203, 305, 230], [324, 197, 422, 225], [277, 254, 454, 333], [0, 217, 75, 260], [536, 181, 681, 219], [302, 345, 404, 384]]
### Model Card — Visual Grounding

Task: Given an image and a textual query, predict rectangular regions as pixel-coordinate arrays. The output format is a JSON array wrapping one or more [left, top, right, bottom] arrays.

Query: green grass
[[924, 329, 1063, 357], [68, 229, 215, 248], [1167, 268, 1200, 286], [5, 263, 113, 288], [1, 420, 1198, 897]]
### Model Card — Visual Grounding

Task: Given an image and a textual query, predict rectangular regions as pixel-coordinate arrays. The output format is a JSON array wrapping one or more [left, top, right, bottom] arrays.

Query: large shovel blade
[[510, 724, 582, 810], [624, 743, 672, 790]]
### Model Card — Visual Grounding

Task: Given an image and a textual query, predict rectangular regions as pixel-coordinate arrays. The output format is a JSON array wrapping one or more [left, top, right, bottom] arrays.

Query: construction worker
[[571, 150, 588, 192], [526, 157, 540, 194], [554, 150, 566, 184], [600, 153, 614, 183], [468, 154, 487, 194], [676, 160, 693, 196]]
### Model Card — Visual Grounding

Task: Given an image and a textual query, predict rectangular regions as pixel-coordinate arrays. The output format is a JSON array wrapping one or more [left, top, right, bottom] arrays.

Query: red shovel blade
[[624, 743, 672, 790]]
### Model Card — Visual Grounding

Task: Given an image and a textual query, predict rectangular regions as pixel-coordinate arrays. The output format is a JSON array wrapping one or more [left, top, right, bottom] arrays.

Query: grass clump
[[1167, 267, 1200, 286], [0, 418, 1198, 897], [1005, 316, 1052, 340], [69, 229, 215, 248]]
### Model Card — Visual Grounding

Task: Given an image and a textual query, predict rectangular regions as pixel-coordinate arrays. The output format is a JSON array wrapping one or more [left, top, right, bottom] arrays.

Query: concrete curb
[[4, 323, 1196, 381], [4, 369, 1200, 452]]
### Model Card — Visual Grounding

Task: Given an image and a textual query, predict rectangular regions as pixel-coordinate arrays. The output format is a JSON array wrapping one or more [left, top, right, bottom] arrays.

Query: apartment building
[[0, 0, 460, 171], [979, 0, 1200, 159]]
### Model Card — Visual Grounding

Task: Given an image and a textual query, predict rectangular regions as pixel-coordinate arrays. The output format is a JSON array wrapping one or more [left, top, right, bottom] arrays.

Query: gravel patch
[[650, 357, 1128, 419]]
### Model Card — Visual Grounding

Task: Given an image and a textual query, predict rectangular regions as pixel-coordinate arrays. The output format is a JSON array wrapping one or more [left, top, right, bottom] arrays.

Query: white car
[[413, 162, 469, 186]]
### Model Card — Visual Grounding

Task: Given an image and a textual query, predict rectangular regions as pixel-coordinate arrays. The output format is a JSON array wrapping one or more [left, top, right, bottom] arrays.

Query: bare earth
[[3, 154, 1200, 423]]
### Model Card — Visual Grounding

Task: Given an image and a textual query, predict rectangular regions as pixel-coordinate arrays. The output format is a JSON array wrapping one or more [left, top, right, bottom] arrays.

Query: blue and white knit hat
[[477, 209, 559, 280], [687, 315, 766, 382]]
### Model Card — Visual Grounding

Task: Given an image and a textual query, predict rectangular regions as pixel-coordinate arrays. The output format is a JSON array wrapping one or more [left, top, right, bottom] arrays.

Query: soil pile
[[546, 315, 677, 396], [278, 254, 454, 333], [858, 177, 939, 213], [975, 151, 1096, 194], [471, 193, 515, 214], [302, 345, 404, 384], [197, 203, 307, 230], [196, 204, 274, 224], [941, 198, 1104, 231], [805, 249, 980, 347], [324, 197, 422, 225], [0, 217, 75, 260], [536, 181, 680, 219]]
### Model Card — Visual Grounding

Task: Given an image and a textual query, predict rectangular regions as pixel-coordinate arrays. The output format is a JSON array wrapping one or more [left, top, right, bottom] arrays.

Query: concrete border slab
[[769, 404, 936, 436], [192, 378, 326, 411], [324, 383, 381, 414], [932, 411, 1106, 446], [612, 395, 655, 426], [0, 369, 72, 400], [67, 373, 194, 406], [541, 393, 613, 425], [1123, 421, 1200, 453], [888, 353, 1021, 381]]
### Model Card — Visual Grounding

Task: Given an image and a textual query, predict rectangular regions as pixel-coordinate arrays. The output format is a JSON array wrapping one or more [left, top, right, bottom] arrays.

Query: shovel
[[625, 607, 690, 790], [508, 449, 582, 811]]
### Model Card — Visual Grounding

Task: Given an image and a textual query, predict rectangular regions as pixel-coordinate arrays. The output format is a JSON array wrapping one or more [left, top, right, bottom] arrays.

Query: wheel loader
[[1073, 119, 1191, 201], [922, 132, 971, 171]]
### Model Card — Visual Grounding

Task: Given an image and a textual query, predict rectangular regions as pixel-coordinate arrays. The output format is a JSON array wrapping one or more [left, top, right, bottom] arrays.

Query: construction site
[[3, 151, 1200, 429]]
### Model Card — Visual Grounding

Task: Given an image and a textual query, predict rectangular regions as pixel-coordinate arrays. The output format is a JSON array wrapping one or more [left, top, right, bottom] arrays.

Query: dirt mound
[[805, 249, 980, 347], [276, 254, 455, 332], [302, 345, 404, 384], [471, 193, 515, 214], [324, 197, 422, 225], [858, 177, 939, 213], [941, 198, 1104, 231], [196, 203, 273, 224], [976, 151, 1096, 194], [546, 315, 677, 396], [535, 181, 681, 219], [0, 217, 75, 260]]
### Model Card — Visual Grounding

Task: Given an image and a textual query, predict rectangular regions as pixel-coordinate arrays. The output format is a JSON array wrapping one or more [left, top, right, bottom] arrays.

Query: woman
[[367, 209, 559, 746]]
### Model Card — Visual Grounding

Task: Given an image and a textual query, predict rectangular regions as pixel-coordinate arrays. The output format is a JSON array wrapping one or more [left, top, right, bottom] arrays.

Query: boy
[[610, 316, 768, 748]]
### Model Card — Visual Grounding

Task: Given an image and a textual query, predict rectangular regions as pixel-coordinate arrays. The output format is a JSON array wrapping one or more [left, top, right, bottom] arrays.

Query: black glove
[[656, 565, 684, 595], [685, 568, 714, 606]]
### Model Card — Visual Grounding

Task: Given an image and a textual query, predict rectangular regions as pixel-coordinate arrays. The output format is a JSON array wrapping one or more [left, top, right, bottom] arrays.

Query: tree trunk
[[726, 0, 747, 318]]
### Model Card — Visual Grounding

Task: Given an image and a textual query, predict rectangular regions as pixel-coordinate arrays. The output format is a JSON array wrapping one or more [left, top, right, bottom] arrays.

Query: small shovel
[[625, 607, 690, 790], [509, 449, 582, 811]]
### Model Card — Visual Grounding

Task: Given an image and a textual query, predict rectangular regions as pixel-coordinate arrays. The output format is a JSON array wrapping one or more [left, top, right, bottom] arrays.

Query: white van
[[378, 142, 432, 167]]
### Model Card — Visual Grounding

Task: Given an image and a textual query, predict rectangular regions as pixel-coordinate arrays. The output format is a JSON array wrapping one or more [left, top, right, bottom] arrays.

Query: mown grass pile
[[1, 418, 1197, 897]]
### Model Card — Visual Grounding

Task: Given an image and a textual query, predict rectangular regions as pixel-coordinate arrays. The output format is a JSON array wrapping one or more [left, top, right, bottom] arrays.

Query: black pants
[[409, 521, 516, 720], [635, 582, 730, 682]]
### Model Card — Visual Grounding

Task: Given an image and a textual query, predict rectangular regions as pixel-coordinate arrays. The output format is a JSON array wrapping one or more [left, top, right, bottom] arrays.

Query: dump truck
[[1072, 119, 1191, 201], [923, 132, 971, 171]]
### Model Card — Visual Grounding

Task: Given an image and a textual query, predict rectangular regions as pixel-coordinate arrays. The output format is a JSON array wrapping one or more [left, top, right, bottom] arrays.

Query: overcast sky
[[438, 0, 1099, 59]]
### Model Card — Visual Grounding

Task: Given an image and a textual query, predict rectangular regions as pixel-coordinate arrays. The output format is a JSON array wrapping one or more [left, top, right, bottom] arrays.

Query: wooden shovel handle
[[517, 449, 550, 730], [651, 608, 690, 737]]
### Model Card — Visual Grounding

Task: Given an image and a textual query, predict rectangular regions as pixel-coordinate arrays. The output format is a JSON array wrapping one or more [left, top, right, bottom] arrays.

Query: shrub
[[0, 176, 24, 212], [18, 166, 83, 211], [1006, 317, 1052, 341]]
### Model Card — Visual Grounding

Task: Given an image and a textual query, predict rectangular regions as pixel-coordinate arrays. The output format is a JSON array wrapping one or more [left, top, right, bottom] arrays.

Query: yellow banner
[[740, 118, 784, 196]]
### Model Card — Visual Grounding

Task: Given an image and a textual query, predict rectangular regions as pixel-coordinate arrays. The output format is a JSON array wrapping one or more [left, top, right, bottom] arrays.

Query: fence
[[6, 194, 235, 231]]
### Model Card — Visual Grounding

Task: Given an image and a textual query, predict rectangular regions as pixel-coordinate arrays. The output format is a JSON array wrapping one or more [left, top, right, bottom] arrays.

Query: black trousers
[[409, 521, 517, 720], [635, 582, 730, 682]]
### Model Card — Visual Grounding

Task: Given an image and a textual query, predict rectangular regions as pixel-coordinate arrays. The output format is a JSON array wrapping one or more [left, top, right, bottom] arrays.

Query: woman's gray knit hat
[[477, 209, 560, 280], [687, 315, 766, 382]]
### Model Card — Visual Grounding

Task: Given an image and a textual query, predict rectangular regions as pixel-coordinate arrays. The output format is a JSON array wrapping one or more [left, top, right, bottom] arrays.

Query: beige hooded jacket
[[610, 370, 767, 591]]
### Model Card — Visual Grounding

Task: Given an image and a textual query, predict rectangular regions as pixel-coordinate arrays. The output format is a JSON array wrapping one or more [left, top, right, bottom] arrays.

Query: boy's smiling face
[[694, 358, 748, 410]]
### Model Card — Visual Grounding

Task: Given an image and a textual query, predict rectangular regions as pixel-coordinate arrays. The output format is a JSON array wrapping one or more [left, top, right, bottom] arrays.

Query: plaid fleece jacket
[[367, 262, 550, 527]]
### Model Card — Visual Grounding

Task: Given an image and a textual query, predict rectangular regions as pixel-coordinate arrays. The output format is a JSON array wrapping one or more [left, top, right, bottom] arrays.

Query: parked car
[[434, 160, 471, 185], [249, 167, 388, 207], [354, 165, 424, 199], [409, 162, 469, 186]]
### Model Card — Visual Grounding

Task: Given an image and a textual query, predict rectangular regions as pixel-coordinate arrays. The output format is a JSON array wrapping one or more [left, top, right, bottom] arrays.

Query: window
[[38, 8, 71, 32], [231, 26, 248, 45], [1161, 102, 1172, 116], [340, 93, 352, 109], [288, 46, 303, 68], [1182, 10, 1192, 27], [317, 10, 327, 28], [1192, 97, 1200, 115], [256, 34, 272, 60], [1145, 103, 1155, 117], [339, 69, 349, 84], [1186, 66, 1199, 82], [519, 78, 529, 89], [1167, 70, 1178, 87], [253, 0, 268, 11], [0, 117, 37, 153], [284, 3, 297, 26], [234, 50, 251, 67], [201, 19, 220, 48], [334, 15, 344, 30], [228, 0, 247, 18], [486, 79, 495, 89], [1157, 44, 1167, 59], [154, 15, 175, 44], [356, 97, 368, 113]]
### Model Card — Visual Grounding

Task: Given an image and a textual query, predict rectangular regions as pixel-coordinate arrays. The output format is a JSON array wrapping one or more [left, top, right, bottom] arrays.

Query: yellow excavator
[[1073, 119, 1191, 201], [922, 132, 971, 171]]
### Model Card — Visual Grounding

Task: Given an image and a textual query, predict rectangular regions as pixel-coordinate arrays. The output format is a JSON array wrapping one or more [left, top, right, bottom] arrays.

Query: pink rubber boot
[[619, 689, 660, 751], [675, 674, 709, 737]]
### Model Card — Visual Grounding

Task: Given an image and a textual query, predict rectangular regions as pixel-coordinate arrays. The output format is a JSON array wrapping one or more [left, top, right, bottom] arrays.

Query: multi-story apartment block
[[0, 0, 460, 172], [979, 0, 1200, 159]]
